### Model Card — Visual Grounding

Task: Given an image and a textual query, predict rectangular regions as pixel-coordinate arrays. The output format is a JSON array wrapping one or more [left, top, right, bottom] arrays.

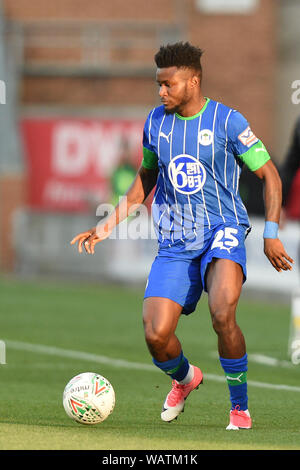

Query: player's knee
[[211, 310, 236, 335], [143, 322, 169, 352], [209, 292, 238, 334], [144, 330, 168, 354]]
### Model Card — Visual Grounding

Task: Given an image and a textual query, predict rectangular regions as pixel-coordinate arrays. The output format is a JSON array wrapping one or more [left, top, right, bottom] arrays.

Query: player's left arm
[[228, 110, 294, 272], [253, 159, 294, 272]]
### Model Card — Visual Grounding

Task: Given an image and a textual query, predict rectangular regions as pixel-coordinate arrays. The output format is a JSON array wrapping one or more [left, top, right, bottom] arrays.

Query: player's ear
[[190, 74, 200, 89]]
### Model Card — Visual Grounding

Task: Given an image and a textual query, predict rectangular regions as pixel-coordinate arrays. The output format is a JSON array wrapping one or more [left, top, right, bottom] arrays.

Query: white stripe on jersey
[[232, 160, 237, 192], [157, 113, 168, 242], [170, 114, 178, 210], [224, 109, 232, 189], [157, 113, 166, 160], [231, 192, 240, 225], [157, 208, 166, 242], [236, 165, 241, 195], [211, 103, 226, 222], [152, 185, 160, 205], [197, 113, 211, 229], [168, 115, 175, 246], [183, 120, 197, 238], [231, 157, 242, 223], [148, 108, 155, 144]]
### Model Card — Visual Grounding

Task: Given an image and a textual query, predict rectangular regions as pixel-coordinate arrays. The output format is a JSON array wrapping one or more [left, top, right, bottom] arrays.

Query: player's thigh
[[143, 296, 182, 341], [144, 254, 203, 316], [206, 258, 243, 317]]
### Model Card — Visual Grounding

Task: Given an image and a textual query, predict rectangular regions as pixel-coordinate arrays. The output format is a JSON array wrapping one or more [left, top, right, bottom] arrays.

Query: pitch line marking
[[5, 340, 300, 393], [248, 353, 293, 369]]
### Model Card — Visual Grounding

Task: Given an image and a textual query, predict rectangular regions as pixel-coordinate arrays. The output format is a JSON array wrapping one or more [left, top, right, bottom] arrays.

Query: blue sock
[[152, 351, 190, 381], [219, 354, 248, 411]]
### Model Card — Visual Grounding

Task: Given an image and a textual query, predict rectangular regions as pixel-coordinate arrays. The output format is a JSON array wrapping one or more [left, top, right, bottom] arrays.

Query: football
[[63, 372, 115, 424]]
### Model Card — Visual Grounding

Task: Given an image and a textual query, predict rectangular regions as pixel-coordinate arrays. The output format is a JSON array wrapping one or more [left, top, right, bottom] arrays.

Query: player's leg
[[206, 258, 245, 358], [143, 296, 198, 385], [143, 296, 182, 362], [143, 295, 203, 422], [206, 258, 251, 429]]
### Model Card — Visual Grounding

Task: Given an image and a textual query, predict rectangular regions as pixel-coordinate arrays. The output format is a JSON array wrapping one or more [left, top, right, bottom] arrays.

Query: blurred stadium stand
[[0, 0, 299, 293], [0, 0, 25, 271], [12, 20, 183, 77]]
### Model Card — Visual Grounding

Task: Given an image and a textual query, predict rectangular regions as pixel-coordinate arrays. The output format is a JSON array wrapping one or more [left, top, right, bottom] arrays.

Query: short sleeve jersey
[[142, 98, 270, 248]]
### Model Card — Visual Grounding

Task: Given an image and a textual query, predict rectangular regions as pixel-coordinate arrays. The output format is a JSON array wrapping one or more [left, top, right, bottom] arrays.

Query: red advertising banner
[[21, 118, 144, 212]]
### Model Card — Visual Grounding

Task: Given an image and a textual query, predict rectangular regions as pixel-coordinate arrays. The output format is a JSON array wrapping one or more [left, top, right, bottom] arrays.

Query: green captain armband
[[142, 146, 158, 170], [238, 140, 271, 172]]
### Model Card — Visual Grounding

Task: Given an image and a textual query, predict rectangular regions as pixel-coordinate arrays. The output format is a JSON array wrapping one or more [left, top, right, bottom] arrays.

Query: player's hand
[[70, 224, 112, 254], [263, 238, 294, 272]]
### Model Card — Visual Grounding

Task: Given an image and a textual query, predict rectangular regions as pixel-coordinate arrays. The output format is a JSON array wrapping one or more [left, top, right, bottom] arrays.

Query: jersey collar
[[175, 97, 210, 120]]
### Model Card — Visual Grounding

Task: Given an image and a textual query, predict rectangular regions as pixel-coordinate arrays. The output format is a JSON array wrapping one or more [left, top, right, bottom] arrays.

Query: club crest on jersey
[[238, 126, 258, 147], [198, 129, 213, 146], [168, 154, 206, 195]]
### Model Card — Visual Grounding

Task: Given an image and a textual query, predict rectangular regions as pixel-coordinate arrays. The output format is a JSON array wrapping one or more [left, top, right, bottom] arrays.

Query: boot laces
[[231, 405, 247, 416], [167, 380, 185, 406]]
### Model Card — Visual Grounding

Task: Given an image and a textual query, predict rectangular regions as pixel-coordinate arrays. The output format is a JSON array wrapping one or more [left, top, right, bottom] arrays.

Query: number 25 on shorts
[[211, 227, 239, 252]]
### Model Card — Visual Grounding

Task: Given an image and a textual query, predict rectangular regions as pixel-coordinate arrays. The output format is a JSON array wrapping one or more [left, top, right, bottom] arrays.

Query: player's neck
[[177, 95, 207, 118]]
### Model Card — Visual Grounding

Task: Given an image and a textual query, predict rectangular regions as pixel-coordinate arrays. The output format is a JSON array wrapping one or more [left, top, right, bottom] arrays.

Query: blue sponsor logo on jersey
[[168, 154, 206, 195]]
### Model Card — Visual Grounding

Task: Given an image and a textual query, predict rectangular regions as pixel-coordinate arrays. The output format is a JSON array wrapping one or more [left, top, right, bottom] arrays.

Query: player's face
[[156, 66, 197, 114]]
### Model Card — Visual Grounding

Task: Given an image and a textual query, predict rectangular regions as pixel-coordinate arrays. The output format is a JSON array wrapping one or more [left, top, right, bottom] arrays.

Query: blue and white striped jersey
[[142, 98, 270, 249]]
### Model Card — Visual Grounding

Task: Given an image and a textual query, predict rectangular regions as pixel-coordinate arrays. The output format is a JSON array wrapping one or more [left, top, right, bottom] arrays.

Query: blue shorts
[[144, 223, 248, 315]]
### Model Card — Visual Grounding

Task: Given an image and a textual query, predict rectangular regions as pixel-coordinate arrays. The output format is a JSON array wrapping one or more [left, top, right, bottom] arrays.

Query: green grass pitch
[[0, 276, 300, 450]]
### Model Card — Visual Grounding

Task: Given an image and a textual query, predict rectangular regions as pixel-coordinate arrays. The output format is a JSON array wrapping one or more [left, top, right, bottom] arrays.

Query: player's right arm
[[70, 164, 158, 254]]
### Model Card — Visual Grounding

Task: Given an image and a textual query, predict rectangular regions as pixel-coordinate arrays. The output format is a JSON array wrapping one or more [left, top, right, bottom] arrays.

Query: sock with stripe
[[152, 350, 192, 383], [219, 353, 248, 411]]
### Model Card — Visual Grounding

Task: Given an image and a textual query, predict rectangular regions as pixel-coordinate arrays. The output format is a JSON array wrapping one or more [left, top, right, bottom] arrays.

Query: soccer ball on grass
[[63, 372, 115, 424]]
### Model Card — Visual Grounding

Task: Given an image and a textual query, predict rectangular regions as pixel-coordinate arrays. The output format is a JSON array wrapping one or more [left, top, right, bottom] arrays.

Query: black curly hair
[[154, 42, 203, 81]]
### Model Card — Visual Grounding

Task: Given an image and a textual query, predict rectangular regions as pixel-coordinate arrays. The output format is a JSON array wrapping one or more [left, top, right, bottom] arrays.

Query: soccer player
[[70, 42, 293, 430]]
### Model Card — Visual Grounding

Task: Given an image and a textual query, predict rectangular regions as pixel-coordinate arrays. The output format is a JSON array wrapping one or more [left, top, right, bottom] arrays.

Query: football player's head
[[154, 42, 204, 114]]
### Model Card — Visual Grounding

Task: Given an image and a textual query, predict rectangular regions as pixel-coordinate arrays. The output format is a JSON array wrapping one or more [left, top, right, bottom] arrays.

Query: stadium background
[[0, 0, 300, 451], [0, 0, 299, 291]]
